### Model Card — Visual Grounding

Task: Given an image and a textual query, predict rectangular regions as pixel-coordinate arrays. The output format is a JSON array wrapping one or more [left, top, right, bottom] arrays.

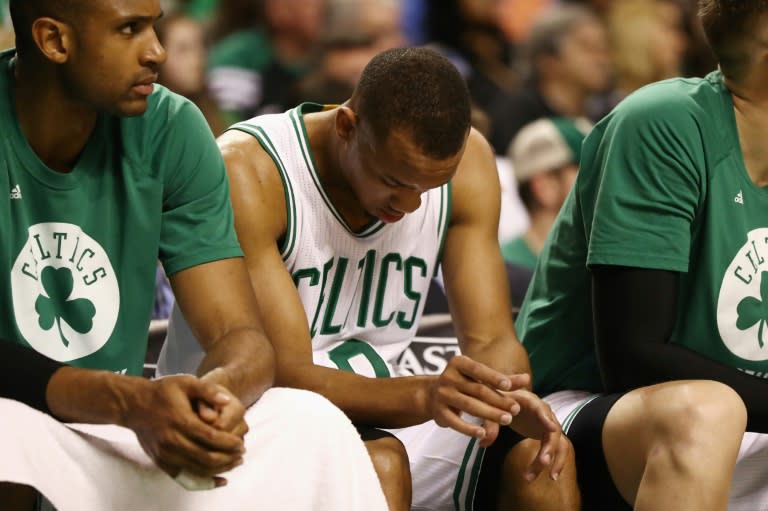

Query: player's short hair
[[352, 46, 471, 160], [9, 0, 86, 54], [699, 0, 768, 80]]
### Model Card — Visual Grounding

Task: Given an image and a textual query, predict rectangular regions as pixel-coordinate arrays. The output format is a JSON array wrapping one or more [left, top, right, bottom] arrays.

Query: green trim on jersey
[[291, 103, 386, 238], [561, 395, 600, 433], [465, 447, 486, 510], [229, 123, 298, 260], [453, 437, 485, 511], [501, 236, 537, 270], [435, 181, 453, 275]]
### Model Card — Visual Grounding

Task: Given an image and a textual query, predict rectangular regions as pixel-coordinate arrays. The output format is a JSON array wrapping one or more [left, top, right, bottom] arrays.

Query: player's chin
[[114, 98, 150, 117]]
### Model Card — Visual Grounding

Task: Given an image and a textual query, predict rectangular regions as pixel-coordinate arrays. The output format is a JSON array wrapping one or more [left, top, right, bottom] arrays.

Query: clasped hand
[[122, 375, 247, 487], [427, 355, 565, 480]]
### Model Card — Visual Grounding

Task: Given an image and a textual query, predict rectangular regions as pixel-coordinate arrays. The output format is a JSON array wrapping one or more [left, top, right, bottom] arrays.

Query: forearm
[[46, 367, 148, 425], [277, 362, 434, 428], [461, 335, 532, 388], [196, 327, 275, 408]]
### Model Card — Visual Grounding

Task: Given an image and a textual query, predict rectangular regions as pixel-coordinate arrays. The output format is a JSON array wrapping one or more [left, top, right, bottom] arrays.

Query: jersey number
[[328, 339, 390, 378]]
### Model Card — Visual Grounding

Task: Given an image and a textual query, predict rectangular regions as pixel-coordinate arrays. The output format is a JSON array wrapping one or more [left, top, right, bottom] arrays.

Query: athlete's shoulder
[[217, 115, 284, 192], [122, 85, 211, 147], [612, 72, 728, 128]]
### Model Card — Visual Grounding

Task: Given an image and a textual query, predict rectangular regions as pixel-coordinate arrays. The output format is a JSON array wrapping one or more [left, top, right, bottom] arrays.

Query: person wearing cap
[[501, 116, 591, 270]]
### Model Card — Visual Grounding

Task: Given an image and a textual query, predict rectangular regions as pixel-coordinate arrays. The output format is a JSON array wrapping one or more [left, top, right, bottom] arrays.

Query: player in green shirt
[[517, 1, 768, 509], [0, 0, 386, 509]]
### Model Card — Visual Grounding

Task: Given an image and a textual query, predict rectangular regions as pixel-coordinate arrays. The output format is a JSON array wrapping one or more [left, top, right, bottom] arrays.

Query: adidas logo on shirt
[[735, 190, 744, 204], [9, 185, 21, 200]]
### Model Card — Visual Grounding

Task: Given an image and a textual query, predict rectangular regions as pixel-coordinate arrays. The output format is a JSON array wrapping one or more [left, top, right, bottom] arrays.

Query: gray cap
[[509, 116, 592, 182]]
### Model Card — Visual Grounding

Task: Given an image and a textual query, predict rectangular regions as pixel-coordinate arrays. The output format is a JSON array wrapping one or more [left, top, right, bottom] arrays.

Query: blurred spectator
[[0, 26, 11, 52], [401, 0, 428, 45], [156, 12, 227, 134], [424, 0, 520, 131], [501, 116, 591, 270], [496, 0, 557, 45], [0, 0, 11, 51], [294, 0, 404, 105], [487, 4, 610, 154], [207, 0, 326, 124], [679, 0, 718, 76], [182, 0, 219, 21], [603, 0, 687, 109], [209, 0, 262, 41]]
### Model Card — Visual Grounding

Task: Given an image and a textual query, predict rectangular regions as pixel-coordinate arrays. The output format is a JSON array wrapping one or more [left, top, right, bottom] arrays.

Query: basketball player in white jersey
[[159, 47, 578, 510]]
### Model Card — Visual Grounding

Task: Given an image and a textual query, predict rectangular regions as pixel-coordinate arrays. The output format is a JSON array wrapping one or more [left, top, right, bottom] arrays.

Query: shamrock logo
[[736, 270, 768, 349], [34, 266, 96, 347]]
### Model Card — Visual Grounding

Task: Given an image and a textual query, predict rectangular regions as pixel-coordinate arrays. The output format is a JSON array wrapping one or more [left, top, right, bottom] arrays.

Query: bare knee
[[365, 436, 411, 510], [648, 381, 746, 447], [500, 437, 580, 511], [366, 436, 409, 478]]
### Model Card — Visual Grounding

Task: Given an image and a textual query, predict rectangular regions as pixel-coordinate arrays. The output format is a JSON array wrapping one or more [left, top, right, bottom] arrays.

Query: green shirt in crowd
[[501, 236, 538, 270]]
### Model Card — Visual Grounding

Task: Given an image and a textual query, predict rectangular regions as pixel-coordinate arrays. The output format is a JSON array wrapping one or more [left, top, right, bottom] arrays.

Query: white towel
[[0, 387, 388, 511]]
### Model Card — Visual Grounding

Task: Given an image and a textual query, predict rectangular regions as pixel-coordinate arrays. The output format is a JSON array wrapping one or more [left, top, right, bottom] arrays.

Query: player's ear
[[31, 17, 74, 64], [335, 106, 358, 142]]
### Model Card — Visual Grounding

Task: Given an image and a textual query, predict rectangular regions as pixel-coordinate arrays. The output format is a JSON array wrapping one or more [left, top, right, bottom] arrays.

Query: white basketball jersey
[[157, 104, 451, 378]]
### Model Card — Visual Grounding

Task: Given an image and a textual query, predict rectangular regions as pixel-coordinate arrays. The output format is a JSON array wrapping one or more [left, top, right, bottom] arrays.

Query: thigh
[[471, 426, 527, 510], [567, 393, 631, 511], [391, 419, 484, 511], [545, 390, 631, 510]]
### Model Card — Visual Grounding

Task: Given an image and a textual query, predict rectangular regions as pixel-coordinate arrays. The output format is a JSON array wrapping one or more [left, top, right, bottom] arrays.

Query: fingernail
[[551, 472, 559, 481], [476, 428, 486, 438], [542, 454, 551, 465], [525, 472, 535, 482], [499, 379, 511, 390], [510, 404, 520, 415], [215, 392, 231, 402], [500, 413, 512, 425]]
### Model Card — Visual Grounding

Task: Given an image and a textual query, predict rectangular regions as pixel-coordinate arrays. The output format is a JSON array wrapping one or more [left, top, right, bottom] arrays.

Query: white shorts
[[390, 418, 485, 511], [546, 390, 768, 511], [0, 388, 387, 511]]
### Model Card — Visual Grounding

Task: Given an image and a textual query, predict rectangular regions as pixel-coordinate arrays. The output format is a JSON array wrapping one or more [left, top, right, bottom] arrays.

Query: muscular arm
[[0, 339, 245, 479], [170, 257, 275, 408], [220, 129, 436, 429], [440, 131, 562, 475], [592, 265, 768, 432], [441, 129, 531, 379]]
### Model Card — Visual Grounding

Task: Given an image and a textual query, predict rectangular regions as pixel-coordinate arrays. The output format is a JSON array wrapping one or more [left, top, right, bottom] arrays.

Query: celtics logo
[[717, 228, 768, 361], [11, 223, 119, 362]]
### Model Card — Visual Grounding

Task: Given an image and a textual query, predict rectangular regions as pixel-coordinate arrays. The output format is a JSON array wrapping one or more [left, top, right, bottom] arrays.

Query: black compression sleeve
[[592, 265, 768, 432], [0, 338, 64, 415]]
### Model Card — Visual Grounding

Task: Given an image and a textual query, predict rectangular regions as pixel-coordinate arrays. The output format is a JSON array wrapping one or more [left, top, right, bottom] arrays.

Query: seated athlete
[[160, 47, 580, 510], [0, 0, 387, 508]]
